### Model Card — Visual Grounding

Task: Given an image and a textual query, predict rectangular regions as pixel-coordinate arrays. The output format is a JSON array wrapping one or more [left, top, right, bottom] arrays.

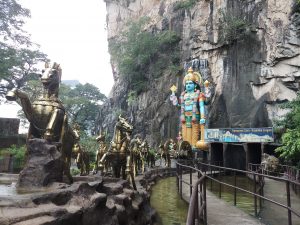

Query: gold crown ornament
[[183, 67, 203, 85]]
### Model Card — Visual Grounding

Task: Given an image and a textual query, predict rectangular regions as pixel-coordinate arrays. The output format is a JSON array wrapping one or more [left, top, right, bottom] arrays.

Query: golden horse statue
[[93, 132, 108, 174], [99, 116, 136, 190], [130, 135, 143, 176], [72, 142, 90, 176], [6, 62, 76, 183]]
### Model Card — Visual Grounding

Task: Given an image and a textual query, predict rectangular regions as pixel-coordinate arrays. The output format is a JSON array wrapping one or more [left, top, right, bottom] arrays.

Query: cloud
[[22, 0, 114, 96]]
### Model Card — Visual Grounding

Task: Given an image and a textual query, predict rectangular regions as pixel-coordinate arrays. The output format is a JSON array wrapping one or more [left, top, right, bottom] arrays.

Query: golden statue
[[72, 123, 90, 176], [99, 116, 136, 190], [6, 62, 76, 183], [94, 131, 108, 174]]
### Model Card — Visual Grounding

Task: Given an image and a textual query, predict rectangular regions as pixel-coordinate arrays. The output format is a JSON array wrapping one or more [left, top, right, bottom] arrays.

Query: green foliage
[[218, 10, 251, 45], [293, 0, 300, 13], [274, 93, 300, 167], [275, 130, 300, 168], [127, 90, 137, 107], [0, 145, 26, 160], [0, 0, 48, 98], [71, 167, 80, 176], [112, 108, 125, 119], [173, 0, 197, 11], [80, 134, 98, 163], [60, 83, 106, 133], [0, 145, 26, 170], [109, 17, 181, 94]]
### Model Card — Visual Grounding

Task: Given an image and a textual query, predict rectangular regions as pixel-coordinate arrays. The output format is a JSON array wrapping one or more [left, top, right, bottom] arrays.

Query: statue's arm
[[199, 93, 206, 125]]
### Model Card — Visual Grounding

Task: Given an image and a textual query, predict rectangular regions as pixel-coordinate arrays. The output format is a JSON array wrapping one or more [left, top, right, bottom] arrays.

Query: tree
[[275, 93, 300, 168], [0, 0, 48, 98], [60, 83, 107, 134]]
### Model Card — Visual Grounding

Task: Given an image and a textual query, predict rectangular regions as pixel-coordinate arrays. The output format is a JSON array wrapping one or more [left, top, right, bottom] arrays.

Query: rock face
[[0, 177, 155, 225], [101, 0, 300, 146], [17, 139, 64, 187]]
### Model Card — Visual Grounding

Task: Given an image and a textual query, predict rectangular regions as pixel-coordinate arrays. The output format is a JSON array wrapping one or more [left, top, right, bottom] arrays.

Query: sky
[[0, 0, 114, 120]]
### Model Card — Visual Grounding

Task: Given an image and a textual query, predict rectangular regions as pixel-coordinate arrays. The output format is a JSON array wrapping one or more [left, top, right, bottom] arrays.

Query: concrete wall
[[0, 118, 20, 136], [0, 118, 26, 148]]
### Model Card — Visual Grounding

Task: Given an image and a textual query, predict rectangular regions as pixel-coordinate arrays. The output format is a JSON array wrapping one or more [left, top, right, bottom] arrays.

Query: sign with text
[[205, 127, 274, 143]]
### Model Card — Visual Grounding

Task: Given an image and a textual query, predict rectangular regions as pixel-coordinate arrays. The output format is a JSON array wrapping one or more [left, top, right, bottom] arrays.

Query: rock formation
[[0, 177, 155, 225], [100, 0, 300, 147], [17, 139, 64, 187]]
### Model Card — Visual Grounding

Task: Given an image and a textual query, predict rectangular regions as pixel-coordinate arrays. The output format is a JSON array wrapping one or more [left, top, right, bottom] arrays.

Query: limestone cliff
[[99, 0, 300, 147]]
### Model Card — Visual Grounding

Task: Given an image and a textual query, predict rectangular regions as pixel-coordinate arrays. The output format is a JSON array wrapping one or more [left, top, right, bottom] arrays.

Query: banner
[[204, 127, 274, 143]]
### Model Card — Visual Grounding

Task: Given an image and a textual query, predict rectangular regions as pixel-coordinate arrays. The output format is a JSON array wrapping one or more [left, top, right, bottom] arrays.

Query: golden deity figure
[[171, 67, 210, 151]]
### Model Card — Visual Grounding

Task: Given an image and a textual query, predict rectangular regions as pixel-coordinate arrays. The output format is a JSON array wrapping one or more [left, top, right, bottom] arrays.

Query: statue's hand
[[200, 118, 206, 124]]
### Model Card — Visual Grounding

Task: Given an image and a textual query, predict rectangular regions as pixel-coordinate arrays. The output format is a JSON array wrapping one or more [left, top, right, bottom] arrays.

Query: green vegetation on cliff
[[109, 17, 181, 95], [218, 10, 253, 45], [173, 0, 197, 11]]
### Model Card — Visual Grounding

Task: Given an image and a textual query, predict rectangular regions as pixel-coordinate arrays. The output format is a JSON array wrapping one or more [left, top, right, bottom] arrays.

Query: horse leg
[[85, 154, 90, 175], [64, 157, 73, 183], [45, 108, 64, 141]]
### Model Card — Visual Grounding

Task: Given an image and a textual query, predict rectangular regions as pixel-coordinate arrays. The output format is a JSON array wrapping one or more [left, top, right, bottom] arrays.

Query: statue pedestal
[[17, 139, 64, 187]]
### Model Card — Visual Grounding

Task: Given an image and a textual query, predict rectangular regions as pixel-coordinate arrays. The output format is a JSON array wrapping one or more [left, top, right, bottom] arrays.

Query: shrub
[[71, 167, 80, 176], [218, 10, 252, 44], [0, 145, 26, 171], [173, 0, 197, 11], [80, 134, 98, 164], [127, 91, 138, 107]]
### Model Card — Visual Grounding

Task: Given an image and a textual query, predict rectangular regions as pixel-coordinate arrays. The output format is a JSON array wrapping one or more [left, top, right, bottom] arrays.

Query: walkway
[[182, 173, 265, 225], [260, 178, 300, 225]]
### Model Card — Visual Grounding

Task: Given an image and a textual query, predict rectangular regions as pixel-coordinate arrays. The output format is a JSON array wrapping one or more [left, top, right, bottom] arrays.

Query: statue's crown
[[183, 67, 202, 85]]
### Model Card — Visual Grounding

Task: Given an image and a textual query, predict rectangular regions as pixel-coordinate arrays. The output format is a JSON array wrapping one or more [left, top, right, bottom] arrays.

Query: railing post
[[253, 173, 258, 217], [180, 165, 183, 199], [286, 180, 292, 225], [200, 177, 203, 212], [195, 182, 199, 225], [234, 171, 237, 206], [259, 174, 262, 209], [219, 166, 222, 198], [176, 163, 179, 192], [190, 168, 193, 198], [210, 165, 212, 191], [203, 177, 207, 225]]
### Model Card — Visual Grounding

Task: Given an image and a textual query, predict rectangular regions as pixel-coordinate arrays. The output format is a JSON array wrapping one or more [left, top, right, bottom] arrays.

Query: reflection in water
[[0, 181, 48, 196], [150, 177, 188, 225], [0, 181, 18, 196], [209, 175, 259, 216]]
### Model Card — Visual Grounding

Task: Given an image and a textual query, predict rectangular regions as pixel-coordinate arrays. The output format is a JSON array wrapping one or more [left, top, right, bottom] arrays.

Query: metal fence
[[177, 159, 300, 225], [248, 163, 300, 195], [0, 156, 24, 173]]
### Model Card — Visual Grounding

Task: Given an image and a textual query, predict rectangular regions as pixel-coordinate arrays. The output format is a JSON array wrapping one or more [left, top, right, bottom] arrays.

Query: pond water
[[0, 179, 49, 196], [150, 175, 258, 225], [150, 177, 189, 225]]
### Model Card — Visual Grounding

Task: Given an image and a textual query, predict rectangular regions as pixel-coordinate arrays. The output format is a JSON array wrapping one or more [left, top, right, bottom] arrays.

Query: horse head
[[117, 115, 133, 133], [40, 62, 62, 97]]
